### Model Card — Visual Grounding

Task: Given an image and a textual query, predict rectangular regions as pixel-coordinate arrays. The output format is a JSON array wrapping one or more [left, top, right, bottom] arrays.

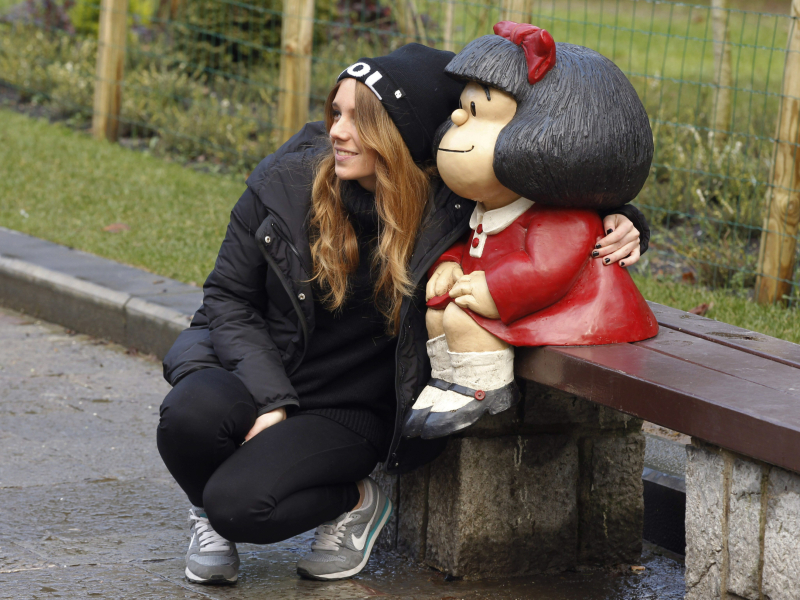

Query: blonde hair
[[309, 81, 432, 335]]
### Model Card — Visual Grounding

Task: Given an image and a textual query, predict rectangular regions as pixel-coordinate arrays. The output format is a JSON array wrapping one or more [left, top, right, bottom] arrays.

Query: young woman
[[157, 43, 648, 585]]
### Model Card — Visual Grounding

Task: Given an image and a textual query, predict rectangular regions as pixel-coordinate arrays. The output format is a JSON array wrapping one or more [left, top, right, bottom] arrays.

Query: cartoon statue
[[403, 22, 659, 440]]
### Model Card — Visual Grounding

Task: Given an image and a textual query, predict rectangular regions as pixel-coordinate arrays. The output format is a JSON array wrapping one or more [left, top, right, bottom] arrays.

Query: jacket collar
[[469, 197, 534, 234]]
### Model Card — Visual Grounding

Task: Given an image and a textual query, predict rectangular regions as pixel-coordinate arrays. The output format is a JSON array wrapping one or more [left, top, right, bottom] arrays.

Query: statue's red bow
[[493, 21, 556, 84]]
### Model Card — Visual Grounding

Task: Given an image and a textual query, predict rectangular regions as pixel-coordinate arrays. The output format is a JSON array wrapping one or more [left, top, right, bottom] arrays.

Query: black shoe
[[420, 381, 520, 439]]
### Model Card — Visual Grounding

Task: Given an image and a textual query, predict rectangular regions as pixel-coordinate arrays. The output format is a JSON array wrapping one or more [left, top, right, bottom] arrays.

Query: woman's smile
[[334, 147, 360, 161]]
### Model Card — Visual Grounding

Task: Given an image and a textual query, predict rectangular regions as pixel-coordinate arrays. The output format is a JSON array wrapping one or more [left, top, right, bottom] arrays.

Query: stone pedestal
[[374, 380, 645, 579], [685, 441, 800, 600]]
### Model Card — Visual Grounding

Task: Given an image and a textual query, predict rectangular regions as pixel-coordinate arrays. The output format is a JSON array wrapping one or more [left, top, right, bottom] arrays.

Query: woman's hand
[[244, 406, 287, 443], [595, 214, 641, 267], [450, 271, 500, 319], [426, 261, 464, 301]]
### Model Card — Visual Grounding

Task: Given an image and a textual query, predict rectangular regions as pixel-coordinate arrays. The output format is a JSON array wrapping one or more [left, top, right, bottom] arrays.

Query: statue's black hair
[[438, 35, 654, 209]]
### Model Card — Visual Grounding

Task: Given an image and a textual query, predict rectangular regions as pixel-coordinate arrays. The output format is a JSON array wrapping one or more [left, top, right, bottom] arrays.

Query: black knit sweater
[[289, 182, 397, 454]]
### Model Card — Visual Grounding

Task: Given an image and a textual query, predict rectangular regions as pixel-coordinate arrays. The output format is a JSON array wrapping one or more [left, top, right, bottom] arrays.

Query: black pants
[[156, 368, 380, 544]]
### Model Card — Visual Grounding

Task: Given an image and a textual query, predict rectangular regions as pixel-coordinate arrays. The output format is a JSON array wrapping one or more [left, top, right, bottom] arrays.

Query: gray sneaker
[[185, 507, 240, 584], [296, 477, 393, 581]]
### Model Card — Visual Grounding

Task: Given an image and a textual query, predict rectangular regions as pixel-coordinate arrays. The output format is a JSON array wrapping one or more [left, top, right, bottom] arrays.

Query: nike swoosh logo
[[351, 507, 378, 551]]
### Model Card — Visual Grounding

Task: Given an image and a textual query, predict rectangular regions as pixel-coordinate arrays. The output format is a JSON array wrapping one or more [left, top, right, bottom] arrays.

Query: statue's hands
[[426, 261, 464, 301], [449, 271, 500, 319], [595, 213, 641, 267]]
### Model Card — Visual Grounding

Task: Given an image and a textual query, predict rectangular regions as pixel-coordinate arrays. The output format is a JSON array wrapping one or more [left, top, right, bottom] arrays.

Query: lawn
[[2, 108, 799, 343]]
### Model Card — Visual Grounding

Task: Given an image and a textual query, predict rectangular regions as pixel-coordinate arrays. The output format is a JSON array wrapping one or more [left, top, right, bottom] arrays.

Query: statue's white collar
[[468, 197, 534, 235]]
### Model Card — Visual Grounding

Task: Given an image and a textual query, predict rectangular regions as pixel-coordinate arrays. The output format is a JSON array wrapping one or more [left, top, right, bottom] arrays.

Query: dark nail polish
[[592, 251, 599, 257], [607, 229, 613, 235], [620, 262, 626, 267], [604, 258, 610, 264], [595, 243, 601, 249]]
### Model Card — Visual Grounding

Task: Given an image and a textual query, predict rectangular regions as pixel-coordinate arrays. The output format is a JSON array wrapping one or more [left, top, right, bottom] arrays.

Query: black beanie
[[337, 43, 464, 164]]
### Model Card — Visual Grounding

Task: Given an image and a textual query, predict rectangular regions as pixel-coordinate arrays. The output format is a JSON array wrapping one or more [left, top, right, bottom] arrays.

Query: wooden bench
[[376, 301, 800, 600]]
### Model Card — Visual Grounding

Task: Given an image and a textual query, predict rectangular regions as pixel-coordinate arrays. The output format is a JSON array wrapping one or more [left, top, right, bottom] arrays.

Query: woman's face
[[437, 82, 519, 209], [329, 78, 378, 192]]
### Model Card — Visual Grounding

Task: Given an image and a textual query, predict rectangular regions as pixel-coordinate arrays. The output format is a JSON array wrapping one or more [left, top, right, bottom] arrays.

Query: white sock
[[410, 335, 452, 411], [430, 348, 515, 413]]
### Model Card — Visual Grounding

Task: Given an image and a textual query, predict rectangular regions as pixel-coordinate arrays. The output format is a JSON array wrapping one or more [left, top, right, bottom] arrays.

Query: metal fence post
[[92, 0, 129, 142], [755, 0, 800, 304], [277, 0, 315, 145]]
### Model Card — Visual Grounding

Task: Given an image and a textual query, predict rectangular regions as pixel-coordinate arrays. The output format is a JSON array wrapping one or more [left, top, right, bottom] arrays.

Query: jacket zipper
[[256, 220, 309, 375], [387, 210, 472, 468]]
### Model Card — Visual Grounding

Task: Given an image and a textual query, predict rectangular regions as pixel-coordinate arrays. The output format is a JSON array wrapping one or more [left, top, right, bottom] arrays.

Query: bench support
[[374, 381, 645, 578], [685, 441, 800, 600]]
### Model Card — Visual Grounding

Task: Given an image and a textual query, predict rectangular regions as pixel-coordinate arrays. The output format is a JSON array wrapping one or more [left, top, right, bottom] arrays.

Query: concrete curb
[[0, 227, 199, 359]]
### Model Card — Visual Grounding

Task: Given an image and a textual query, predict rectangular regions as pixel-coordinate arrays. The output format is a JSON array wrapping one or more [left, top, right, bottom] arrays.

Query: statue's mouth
[[438, 146, 474, 153]]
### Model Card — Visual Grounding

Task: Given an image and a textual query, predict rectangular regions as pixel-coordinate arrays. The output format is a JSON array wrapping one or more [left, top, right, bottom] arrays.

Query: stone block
[[397, 465, 429, 561], [727, 459, 765, 600], [425, 435, 578, 578], [523, 382, 639, 431], [762, 466, 800, 600], [685, 444, 725, 600], [578, 433, 645, 565], [370, 466, 398, 553]]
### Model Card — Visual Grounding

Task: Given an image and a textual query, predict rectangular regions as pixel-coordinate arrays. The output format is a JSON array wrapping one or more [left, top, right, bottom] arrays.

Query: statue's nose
[[451, 108, 469, 126]]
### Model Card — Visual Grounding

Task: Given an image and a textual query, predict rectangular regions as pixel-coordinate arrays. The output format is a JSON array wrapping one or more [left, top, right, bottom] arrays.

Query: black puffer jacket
[[163, 121, 650, 474], [163, 121, 470, 473]]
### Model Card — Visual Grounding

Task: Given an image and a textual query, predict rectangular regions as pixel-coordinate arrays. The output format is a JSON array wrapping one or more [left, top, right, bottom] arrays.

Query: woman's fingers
[[597, 218, 634, 248], [619, 245, 641, 268], [602, 240, 639, 266], [595, 224, 638, 258]]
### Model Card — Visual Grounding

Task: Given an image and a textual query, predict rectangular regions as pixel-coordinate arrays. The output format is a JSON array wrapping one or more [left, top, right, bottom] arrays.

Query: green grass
[[0, 108, 243, 284], [1, 107, 799, 343]]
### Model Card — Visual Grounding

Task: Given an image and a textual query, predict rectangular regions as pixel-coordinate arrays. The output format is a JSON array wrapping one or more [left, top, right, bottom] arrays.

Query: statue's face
[[437, 82, 519, 208]]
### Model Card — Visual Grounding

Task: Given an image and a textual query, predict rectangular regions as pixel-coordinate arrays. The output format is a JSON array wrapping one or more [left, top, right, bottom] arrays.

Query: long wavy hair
[[309, 81, 432, 335]]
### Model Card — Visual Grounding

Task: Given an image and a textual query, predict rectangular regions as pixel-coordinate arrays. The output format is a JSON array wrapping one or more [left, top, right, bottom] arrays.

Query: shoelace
[[311, 512, 357, 551], [189, 512, 231, 553]]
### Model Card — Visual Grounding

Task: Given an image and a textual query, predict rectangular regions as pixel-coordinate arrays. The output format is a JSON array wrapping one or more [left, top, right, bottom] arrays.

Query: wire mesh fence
[[0, 0, 798, 303]]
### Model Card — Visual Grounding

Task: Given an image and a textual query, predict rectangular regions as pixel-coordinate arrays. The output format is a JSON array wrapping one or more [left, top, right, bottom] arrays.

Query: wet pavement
[[0, 306, 686, 599]]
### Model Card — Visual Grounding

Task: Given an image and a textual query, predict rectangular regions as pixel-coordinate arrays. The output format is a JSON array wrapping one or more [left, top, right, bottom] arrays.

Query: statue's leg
[[402, 308, 453, 439], [421, 303, 519, 440]]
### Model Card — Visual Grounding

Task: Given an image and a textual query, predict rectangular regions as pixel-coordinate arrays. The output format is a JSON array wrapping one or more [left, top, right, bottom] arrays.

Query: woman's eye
[[332, 110, 341, 119], [470, 101, 476, 117]]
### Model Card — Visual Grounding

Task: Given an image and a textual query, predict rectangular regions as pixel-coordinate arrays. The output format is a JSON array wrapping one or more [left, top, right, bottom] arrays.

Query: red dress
[[430, 204, 658, 346]]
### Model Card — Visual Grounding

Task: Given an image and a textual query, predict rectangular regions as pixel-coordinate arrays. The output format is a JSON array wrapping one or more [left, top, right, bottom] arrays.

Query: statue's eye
[[470, 101, 476, 117]]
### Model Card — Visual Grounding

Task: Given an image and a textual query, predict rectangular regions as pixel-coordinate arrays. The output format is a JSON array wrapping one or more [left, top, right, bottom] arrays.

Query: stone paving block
[[397, 465, 429, 562], [425, 435, 578, 578], [762, 466, 800, 600], [684, 444, 724, 600], [726, 458, 764, 600], [578, 433, 645, 565]]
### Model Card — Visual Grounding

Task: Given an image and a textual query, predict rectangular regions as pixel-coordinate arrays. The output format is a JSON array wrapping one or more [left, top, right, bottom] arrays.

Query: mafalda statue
[[404, 22, 659, 440]]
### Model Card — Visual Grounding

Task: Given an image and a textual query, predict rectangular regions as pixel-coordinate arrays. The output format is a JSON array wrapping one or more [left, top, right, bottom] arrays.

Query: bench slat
[[649, 301, 800, 369], [517, 343, 800, 474], [634, 328, 800, 399]]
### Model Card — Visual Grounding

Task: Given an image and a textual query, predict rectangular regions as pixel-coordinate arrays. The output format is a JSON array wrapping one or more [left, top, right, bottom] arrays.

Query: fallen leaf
[[681, 271, 696, 284], [689, 302, 713, 316], [103, 223, 130, 233]]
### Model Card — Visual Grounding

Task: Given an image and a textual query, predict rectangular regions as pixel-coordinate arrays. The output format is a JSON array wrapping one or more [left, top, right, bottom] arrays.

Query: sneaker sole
[[185, 566, 238, 585], [297, 499, 394, 581]]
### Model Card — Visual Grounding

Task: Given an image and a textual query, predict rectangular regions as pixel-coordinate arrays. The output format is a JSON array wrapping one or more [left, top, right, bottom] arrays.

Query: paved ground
[[0, 306, 685, 599]]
